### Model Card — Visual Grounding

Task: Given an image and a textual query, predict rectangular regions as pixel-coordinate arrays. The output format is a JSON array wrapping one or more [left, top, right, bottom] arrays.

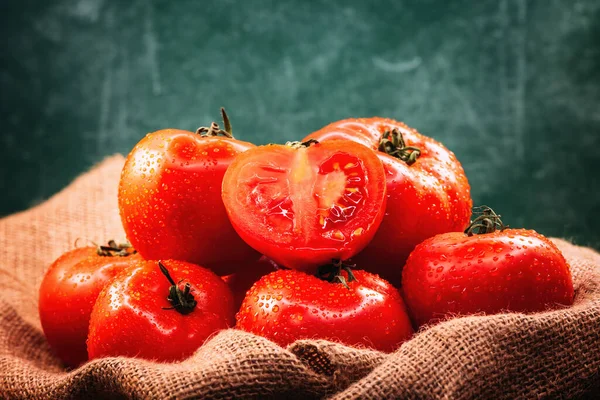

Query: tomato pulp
[[222, 140, 387, 272]]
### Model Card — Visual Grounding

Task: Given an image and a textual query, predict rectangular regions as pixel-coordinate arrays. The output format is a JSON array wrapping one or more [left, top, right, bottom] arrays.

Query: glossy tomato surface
[[222, 140, 387, 272], [87, 259, 235, 362], [222, 256, 279, 312], [304, 118, 472, 285], [401, 229, 574, 327], [39, 244, 140, 367], [236, 269, 413, 351], [119, 128, 260, 275]]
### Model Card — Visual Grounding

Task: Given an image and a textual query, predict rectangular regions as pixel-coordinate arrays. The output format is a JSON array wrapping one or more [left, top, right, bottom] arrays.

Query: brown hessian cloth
[[1, 155, 599, 399]]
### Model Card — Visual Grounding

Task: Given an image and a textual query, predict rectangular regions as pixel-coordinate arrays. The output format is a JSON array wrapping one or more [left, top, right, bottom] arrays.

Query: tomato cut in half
[[222, 140, 387, 272]]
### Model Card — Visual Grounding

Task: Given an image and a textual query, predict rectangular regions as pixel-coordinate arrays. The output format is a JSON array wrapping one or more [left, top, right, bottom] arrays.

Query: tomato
[[401, 207, 574, 327], [118, 109, 260, 276], [38, 241, 140, 367], [221, 139, 387, 272], [236, 268, 414, 351], [222, 256, 279, 312], [303, 118, 472, 285], [87, 259, 235, 362]]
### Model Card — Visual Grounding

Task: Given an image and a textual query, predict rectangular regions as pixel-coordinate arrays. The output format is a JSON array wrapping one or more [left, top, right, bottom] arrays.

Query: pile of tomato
[[39, 109, 575, 368]]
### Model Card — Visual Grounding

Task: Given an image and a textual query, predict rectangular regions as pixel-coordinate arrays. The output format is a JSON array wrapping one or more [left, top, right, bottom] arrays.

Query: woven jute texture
[[1, 155, 599, 399]]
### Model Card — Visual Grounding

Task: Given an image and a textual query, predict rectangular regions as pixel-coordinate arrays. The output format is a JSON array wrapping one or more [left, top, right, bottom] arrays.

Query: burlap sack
[[1, 155, 599, 400]]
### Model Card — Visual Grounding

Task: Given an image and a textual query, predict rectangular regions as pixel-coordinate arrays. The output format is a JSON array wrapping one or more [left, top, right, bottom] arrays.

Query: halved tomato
[[221, 140, 387, 272]]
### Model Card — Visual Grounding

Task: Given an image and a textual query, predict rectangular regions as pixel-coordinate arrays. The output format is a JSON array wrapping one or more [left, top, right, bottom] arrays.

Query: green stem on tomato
[[195, 108, 234, 138], [464, 206, 507, 236], [378, 128, 421, 165], [317, 259, 357, 290], [159, 261, 197, 315]]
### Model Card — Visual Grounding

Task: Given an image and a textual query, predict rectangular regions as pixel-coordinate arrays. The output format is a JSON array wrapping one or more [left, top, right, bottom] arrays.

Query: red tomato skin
[[87, 259, 235, 362], [401, 229, 574, 327], [222, 256, 279, 313], [304, 118, 472, 285], [38, 247, 140, 367], [236, 269, 414, 352], [222, 140, 387, 272], [118, 130, 260, 276]]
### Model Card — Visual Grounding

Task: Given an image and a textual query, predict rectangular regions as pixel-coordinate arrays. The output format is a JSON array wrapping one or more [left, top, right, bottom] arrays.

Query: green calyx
[[317, 259, 358, 290], [378, 128, 421, 165], [196, 107, 234, 138], [96, 240, 136, 257], [285, 138, 319, 149], [464, 206, 507, 236], [159, 261, 197, 315]]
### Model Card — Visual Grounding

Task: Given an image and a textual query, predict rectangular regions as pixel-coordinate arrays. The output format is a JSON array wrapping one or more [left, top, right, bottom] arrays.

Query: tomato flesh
[[222, 140, 387, 272]]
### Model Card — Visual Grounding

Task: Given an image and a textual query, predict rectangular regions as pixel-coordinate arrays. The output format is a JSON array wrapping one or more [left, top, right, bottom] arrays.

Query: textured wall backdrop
[[1, 0, 599, 247]]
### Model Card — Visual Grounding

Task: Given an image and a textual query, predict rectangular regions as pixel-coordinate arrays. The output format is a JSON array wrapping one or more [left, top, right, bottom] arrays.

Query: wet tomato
[[87, 259, 235, 362], [222, 256, 279, 312], [304, 118, 472, 285], [38, 241, 140, 367], [118, 109, 260, 276], [221, 139, 387, 272], [236, 268, 414, 351], [401, 207, 574, 327]]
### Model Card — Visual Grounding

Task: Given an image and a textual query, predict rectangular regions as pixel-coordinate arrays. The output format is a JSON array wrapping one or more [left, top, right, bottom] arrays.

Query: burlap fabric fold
[[1, 155, 599, 399]]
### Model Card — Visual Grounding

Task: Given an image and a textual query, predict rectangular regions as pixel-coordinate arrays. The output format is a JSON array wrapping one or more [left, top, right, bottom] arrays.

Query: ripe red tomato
[[236, 268, 414, 351], [87, 259, 235, 362], [221, 139, 387, 272], [222, 256, 279, 312], [118, 110, 260, 276], [38, 241, 140, 367], [401, 207, 574, 327], [303, 118, 472, 285]]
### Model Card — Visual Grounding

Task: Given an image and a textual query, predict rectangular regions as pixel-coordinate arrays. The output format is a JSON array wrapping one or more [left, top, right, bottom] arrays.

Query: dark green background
[[1, 0, 599, 248]]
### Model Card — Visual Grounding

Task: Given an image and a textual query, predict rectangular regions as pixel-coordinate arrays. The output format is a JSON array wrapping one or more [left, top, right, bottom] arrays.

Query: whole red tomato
[[222, 256, 279, 312], [222, 139, 387, 272], [236, 267, 413, 351], [401, 207, 574, 327], [303, 118, 472, 285], [118, 109, 260, 276], [87, 259, 235, 362], [38, 241, 140, 367]]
